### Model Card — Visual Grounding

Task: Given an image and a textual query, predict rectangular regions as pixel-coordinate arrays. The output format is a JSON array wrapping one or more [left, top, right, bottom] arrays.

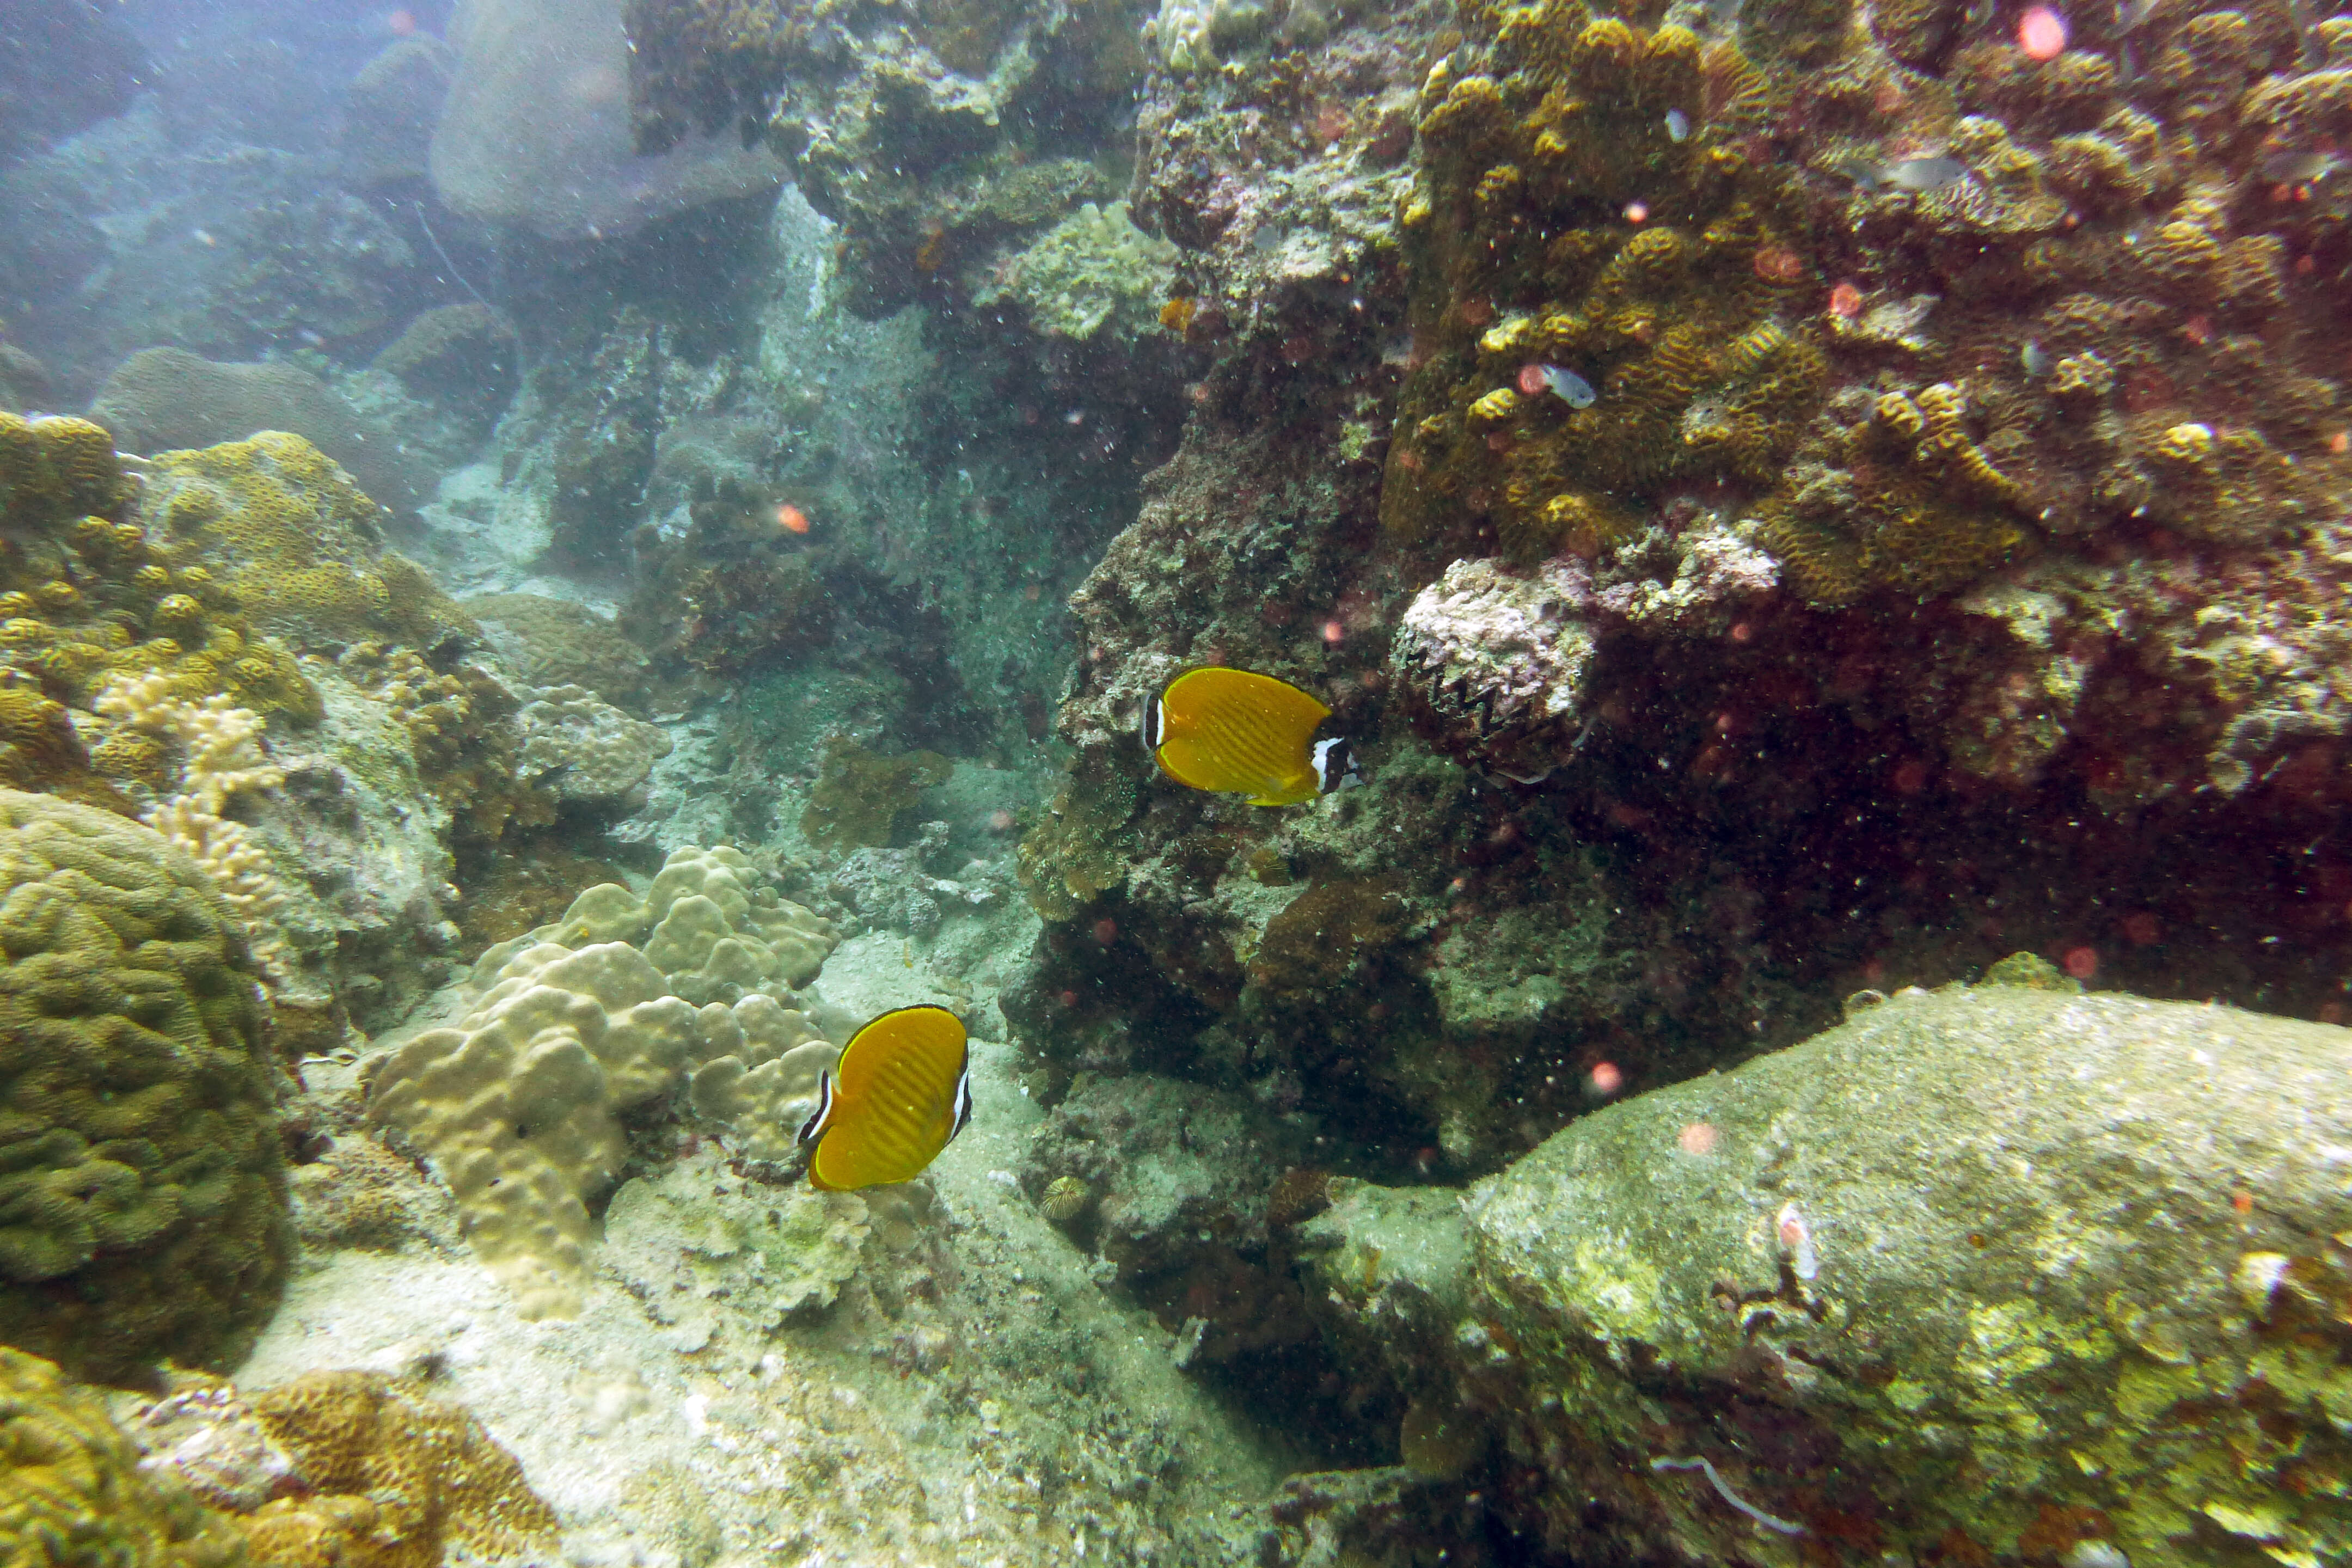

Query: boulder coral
[[139, 432, 474, 656], [0, 789, 290, 1386]]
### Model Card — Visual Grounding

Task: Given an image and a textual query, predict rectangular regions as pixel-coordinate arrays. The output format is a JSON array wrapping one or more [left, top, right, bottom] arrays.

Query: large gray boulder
[[1297, 972, 2352, 1568]]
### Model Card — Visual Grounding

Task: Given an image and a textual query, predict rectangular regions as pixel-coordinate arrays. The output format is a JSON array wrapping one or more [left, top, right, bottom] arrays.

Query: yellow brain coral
[[0, 1346, 249, 1568]]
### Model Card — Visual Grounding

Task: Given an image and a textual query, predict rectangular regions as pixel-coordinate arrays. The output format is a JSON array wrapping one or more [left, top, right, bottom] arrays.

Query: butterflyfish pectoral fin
[[801, 1006, 972, 1192]]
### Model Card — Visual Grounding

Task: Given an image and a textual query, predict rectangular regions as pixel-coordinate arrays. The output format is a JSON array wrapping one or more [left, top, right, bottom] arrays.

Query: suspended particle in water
[[2063, 945, 2100, 980], [2018, 4, 2068, 58], [1587, 1062, 1624, 1097]]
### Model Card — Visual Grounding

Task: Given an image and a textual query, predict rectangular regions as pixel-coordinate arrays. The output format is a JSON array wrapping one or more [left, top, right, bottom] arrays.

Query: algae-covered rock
[[0, 1346, 249, 1567], [603, 1146, 871, 1337], [973, 199, 1180, 343], [0, 789, 291, 1385], [799, 734, 953, 854], [1304, 978, 2352, 1566]]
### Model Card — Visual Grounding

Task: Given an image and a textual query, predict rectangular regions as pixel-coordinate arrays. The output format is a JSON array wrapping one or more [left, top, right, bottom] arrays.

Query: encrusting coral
[[1383, 4, 1826, 565], [0, 789, 290, 1386], [0, 413, 321, 775], [0, 1346, 249, 1568], [238, 1371, 559, 1568]]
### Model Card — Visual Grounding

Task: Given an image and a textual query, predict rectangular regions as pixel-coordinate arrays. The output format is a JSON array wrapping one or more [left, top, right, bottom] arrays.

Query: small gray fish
[[1885, 156, 1969, 192], [2020, 339, 2051, 377], [2261, 149, 2345, 183], [1664, 109, 1690, 143], [1538, 364, 1596, 408]]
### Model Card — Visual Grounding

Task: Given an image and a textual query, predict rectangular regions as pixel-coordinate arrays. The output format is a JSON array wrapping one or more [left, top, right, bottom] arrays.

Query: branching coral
[[94, 671, 292, 939]]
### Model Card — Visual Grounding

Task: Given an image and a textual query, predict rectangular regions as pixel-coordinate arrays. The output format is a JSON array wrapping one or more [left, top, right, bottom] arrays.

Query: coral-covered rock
[[95, 352, 430, 517], [513, 684, 672, 805], [1302, 977, 2352, 1568]]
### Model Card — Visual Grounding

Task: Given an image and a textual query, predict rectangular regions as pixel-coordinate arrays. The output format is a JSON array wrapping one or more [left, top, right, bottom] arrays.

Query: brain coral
[[138, 432, 474, 654], [0, 789, 291, 1385], [0, 1346, 248, 1568]]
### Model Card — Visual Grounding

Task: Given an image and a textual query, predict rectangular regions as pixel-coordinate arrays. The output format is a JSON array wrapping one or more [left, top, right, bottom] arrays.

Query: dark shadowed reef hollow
[[3, 0, 2351, 1560]]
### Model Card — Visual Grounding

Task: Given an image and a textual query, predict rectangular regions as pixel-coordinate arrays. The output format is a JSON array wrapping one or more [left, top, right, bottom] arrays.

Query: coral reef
[[91, 351, 428, 519], [367, 304, 521, 440], [337, 36, 458, 187], [462, 593, 652, 715], [334, 644, 553, 853], [0, 789, 290, 1385], [1300, 976, 2352, 1566], [602, 1146, 869, 1331], [365, 939, 712, 1318], [470, 843, 837, 1002], [973, 201, 1183, 343], [1019, 1073, 1316, 1367], [240, 1371, 559, 1568], [139, 433, 472, 652], [0, 413, 318, 779], [622, 0, 1145, 314], [800, 734, 954, 853], [1390, 555, 1599, 781], [94, 672, 293, 945], [623, 474, 835, 679], [0, 1347, 248, 1567], [368, 906, 841, 1317], [1382, 4, 1823, 565]]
